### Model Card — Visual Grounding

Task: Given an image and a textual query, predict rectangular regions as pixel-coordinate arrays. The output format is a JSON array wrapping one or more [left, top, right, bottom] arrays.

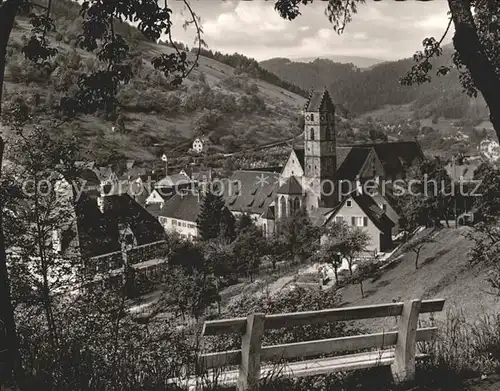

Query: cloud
[[167, 1, 453, 62]]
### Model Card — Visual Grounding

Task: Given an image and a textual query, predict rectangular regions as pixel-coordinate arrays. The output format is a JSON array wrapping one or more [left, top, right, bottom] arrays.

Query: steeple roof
[[304, 88, 334, 112], [277, 176, 303, 195]]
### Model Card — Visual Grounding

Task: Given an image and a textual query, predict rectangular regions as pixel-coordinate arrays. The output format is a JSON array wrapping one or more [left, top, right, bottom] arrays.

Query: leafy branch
[[400, 15, 453, 86]]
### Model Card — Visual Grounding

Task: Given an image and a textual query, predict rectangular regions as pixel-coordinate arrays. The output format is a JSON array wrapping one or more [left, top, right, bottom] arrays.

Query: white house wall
[[327, 197, 382, 253]]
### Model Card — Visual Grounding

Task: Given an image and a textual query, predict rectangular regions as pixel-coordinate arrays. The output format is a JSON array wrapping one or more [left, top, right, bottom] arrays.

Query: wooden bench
[[195, 299, 445, 391]]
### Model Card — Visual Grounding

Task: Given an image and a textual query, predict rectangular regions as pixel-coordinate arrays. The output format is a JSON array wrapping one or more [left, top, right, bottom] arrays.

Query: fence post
[[391, 299, 421, 383], [237, 313, 265, 391]]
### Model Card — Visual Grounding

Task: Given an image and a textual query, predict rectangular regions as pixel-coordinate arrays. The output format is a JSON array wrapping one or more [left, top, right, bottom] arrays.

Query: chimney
[[355, 175, 362, 195]]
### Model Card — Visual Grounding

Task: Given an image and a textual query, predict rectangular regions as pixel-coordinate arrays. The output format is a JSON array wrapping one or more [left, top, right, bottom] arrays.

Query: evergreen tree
[[197, 192, 234, 241]]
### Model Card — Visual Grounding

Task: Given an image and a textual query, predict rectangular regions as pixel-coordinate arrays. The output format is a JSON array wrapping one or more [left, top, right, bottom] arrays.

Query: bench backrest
[[200, 299, 445, 390]]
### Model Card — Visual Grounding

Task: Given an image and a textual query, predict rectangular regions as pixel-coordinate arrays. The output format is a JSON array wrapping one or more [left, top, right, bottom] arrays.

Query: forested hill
[[4, 0, 307, 163], [260, 52, 490, 123]]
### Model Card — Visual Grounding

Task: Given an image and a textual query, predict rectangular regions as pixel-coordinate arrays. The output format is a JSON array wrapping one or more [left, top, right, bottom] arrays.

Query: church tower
[[303, 88, 336, 210]]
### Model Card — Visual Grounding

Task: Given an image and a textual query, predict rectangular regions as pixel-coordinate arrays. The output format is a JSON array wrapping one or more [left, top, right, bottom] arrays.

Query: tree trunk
[[0, 1, 24, 386], [448, 0, 500, 141], [359, 280, 364, 298]]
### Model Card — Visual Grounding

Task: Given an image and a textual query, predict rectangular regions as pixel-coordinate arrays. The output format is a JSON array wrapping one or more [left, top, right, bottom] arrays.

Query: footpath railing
[[194, 298, 445, 391]]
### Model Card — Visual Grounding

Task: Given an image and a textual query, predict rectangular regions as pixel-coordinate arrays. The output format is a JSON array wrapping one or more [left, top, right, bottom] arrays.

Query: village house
[[323, 190, 395, 253], [192, 135, 211, 154], [149, 192, 201, 240], [146, 171, 196, 206], [53, 169, 166, 269]]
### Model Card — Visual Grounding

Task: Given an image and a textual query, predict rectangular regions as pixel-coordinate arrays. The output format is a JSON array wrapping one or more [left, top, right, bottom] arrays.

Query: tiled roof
[[305, 89, 334, 112], [157, 192, 201, 222], [155, 172, 193, 188], [293, 148, 305, 168], [310, 207, 335, 226], [348, 141, 424, 177], [336, 147, 352, 168], [244, 167, 283, 173], [277, 176, 303, 195], [288, 146, 370, 181], [326, 191, 395, 232], [335, 147, 372, 180], [222, 170, 280, 216], [264, 205, 275, 220]]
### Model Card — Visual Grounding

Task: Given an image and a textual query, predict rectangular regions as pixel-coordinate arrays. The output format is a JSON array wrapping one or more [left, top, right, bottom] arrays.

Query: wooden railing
[[198, 299, 445, 391]]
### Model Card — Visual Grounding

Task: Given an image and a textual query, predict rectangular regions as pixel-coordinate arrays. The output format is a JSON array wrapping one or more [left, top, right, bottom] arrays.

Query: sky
[[167, 0, 453, 62]]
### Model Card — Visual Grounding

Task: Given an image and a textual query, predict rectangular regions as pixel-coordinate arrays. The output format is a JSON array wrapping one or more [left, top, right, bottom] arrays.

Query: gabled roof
[[304, 89, 334, 112], [277, 176, 303, 195], [292, 148, 305, 168], [347, 141, 424, 177], [335, 147, 372, 180], [310, 207, 335, 226], [155, 172, 194, 188], [287, 146, 371, 181], [221, 170, 279, 216], [73, 193, 165, 259], [336, 147, 352, 168], [157, 192, 201, 223], [263, 205, 275, 220], [325, 191, 394, 232]]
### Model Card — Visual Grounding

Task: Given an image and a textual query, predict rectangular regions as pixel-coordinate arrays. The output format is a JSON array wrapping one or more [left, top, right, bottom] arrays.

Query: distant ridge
[[289, 55, 385, 69]]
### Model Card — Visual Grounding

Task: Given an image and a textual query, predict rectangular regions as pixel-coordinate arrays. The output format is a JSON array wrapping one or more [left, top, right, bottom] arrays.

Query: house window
[[335, 216, 344, 224], [346, 200, 352, 207], [172, 219, 177, 226], [310, 128, 315, 140], [382, 204, 387, 212], [351, 216, 367, 227]]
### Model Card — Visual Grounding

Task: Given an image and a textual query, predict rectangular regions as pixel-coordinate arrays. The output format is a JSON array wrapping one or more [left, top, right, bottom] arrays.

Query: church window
[[325, 127, 330, 140], [310, 114, 314, 121], [280, 196, 286, 217], [310, 128, 315, 140], [293, 197, 300, 212]]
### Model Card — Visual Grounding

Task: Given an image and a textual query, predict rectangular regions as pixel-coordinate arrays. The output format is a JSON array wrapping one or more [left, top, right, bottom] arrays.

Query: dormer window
[[310, 128, 315, 140]]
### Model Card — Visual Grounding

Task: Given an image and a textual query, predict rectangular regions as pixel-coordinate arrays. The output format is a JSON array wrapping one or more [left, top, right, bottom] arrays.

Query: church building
[[221, 89, 424, 254]]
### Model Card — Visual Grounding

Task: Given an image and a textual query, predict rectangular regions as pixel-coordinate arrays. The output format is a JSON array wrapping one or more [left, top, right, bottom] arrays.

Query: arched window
[[288, 198, 293, 214], [325, 125, 330, 140], [280, 196, 286, 218], [310, 114, 314, 121], [293, 197, 301, 212], [310, 128, 315, 140]]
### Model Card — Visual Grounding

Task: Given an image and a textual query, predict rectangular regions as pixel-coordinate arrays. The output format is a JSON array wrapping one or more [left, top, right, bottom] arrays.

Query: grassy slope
[[5, 19, 306, 162], [337, 227, 499, 331], [219, 227, 498, 334]]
